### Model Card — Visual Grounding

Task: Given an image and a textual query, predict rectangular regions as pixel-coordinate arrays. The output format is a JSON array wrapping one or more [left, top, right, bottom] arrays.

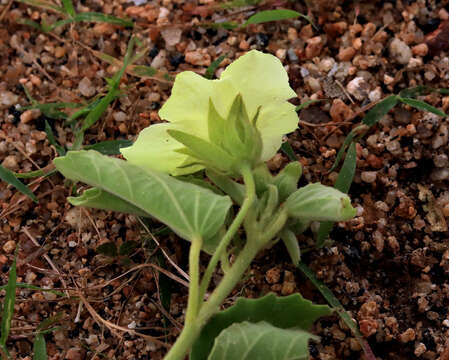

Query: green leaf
[[54, 150, 232, 249], [0, 164, 38, 203], [33, 333, 47, 360], [84, 140, 133, 155], [295, 99, 323, 112], [398, 86, 433, 98], [168, 129, 235, 173], [286, 183, 356, 222], [61, 0, 75, 17], [131, 65, 157, 78], [191, 293, 331, 360], [205, 54, 226, 80], [316, 142, 357, 248], [280, 229, 300, 266], [243, 9, 309, 27], [69, 187, 149, 217], [273, 161, 302, 202], [16, 0, 64, 14], [206, 170, 245, 205], [209, 321, 316, 360], [399, 97, 447, 117], [0, 283, 64, 297], [328, 125, 362, 173], [280, 142, 296, 162], [96, 242, 118, 257], [73, 37, 137, 149], [44, 120, 66, 156], [72, 12, 134, 27], [119, 240, 139, 256], [210, 21, 239, 30], [362, 95, 398, 127], [0, 255, 17, 352]]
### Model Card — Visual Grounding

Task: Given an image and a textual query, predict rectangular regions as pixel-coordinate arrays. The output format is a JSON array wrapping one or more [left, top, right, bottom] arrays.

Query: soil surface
[[1, 0, 449, 359]]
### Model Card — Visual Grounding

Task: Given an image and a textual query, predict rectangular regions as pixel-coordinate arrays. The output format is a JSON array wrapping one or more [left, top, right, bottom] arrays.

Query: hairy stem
[[184, 235, 203, 326], [199, 165, 255, 300], [164, 240, 260, 360]]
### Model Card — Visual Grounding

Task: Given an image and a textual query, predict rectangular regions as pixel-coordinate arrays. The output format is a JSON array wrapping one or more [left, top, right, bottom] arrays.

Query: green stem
[[164, 240, 260, 360], [199, 165, 255, 300], [184, 235, 203, 326]]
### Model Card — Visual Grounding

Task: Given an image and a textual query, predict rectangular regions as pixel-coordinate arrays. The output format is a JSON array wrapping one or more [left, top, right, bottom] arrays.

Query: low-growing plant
[[54, 50, 357, 359], [16, 0, 133, 33]]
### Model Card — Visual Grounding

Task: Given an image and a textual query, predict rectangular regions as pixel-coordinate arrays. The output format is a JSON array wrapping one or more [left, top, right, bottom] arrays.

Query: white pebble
[[389, 38, 412, 65], [78, 77, 96, 97]]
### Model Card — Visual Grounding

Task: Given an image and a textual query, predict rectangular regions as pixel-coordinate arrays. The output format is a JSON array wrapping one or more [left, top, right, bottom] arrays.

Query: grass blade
[[205, 54, 226, 79], [73, 37, 137, 149], [362, 95, 398, 127], [399, 97, 447, 117], [243, 9, 313, 28], [297, 262, 376, 360], [0, 283, 64, 297], [72, 12, 133, 27], [328, 126, 362, 173], [44, 121, 66, 156], [316, 142, 357, 247], [33, 334, 47, 360], [0, 164, 38, 202], [0, 254, 17, 355], [61, 0, 75, 17], [84, 140, 133, 155], [295, 99, 323, 112], [280, 141, 296, 161], [16, 0, 64, 14]]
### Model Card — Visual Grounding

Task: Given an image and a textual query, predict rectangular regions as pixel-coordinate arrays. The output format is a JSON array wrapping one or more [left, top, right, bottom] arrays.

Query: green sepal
[[252, 163, 273, 195], [259, 184, 279, 224], [273, 161, 302, 202], [280, 229, 301, 266], [168, 129, 235, 173], [286, 183, 356, 222], [206, 169, 245, 205], [207, 98, 226, 148]]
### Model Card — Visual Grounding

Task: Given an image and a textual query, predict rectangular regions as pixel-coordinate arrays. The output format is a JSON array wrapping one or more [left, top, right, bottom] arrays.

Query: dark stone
[[255, 33, 270, 48], [169, 53, 185, 67]]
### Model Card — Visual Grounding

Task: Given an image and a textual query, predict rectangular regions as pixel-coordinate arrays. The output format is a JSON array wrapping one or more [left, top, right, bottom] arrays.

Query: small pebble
[[78, 77, 95, 97], [305, 36, 323, 58], [113, 111, 127, 122], [338, 47, 356, 61], [330, 99, 354, 122], [414, 343, 426, 357], [151, 50, 167, 69], [400, 328, 416, 343], [161, 27, 183, 47], [0, 91, 19, 107], [389, 38, 412, 64], [1, 155, 19, 171], [360, 171, 377, 184], [65, 347, 85, 360], [346, 76, 369, 100], [185, 50, 211, 66], [412, 43, 428, 56], [3, 240, 16, 254]]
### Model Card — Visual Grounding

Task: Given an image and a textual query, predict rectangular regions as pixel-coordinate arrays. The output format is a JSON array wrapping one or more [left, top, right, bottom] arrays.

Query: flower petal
[[258, 101, 298, 160], [120, 123, 203, 176], [158, 71, 213, 139], [217, 50, 298, 160], [219, 50, 297, 119]]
